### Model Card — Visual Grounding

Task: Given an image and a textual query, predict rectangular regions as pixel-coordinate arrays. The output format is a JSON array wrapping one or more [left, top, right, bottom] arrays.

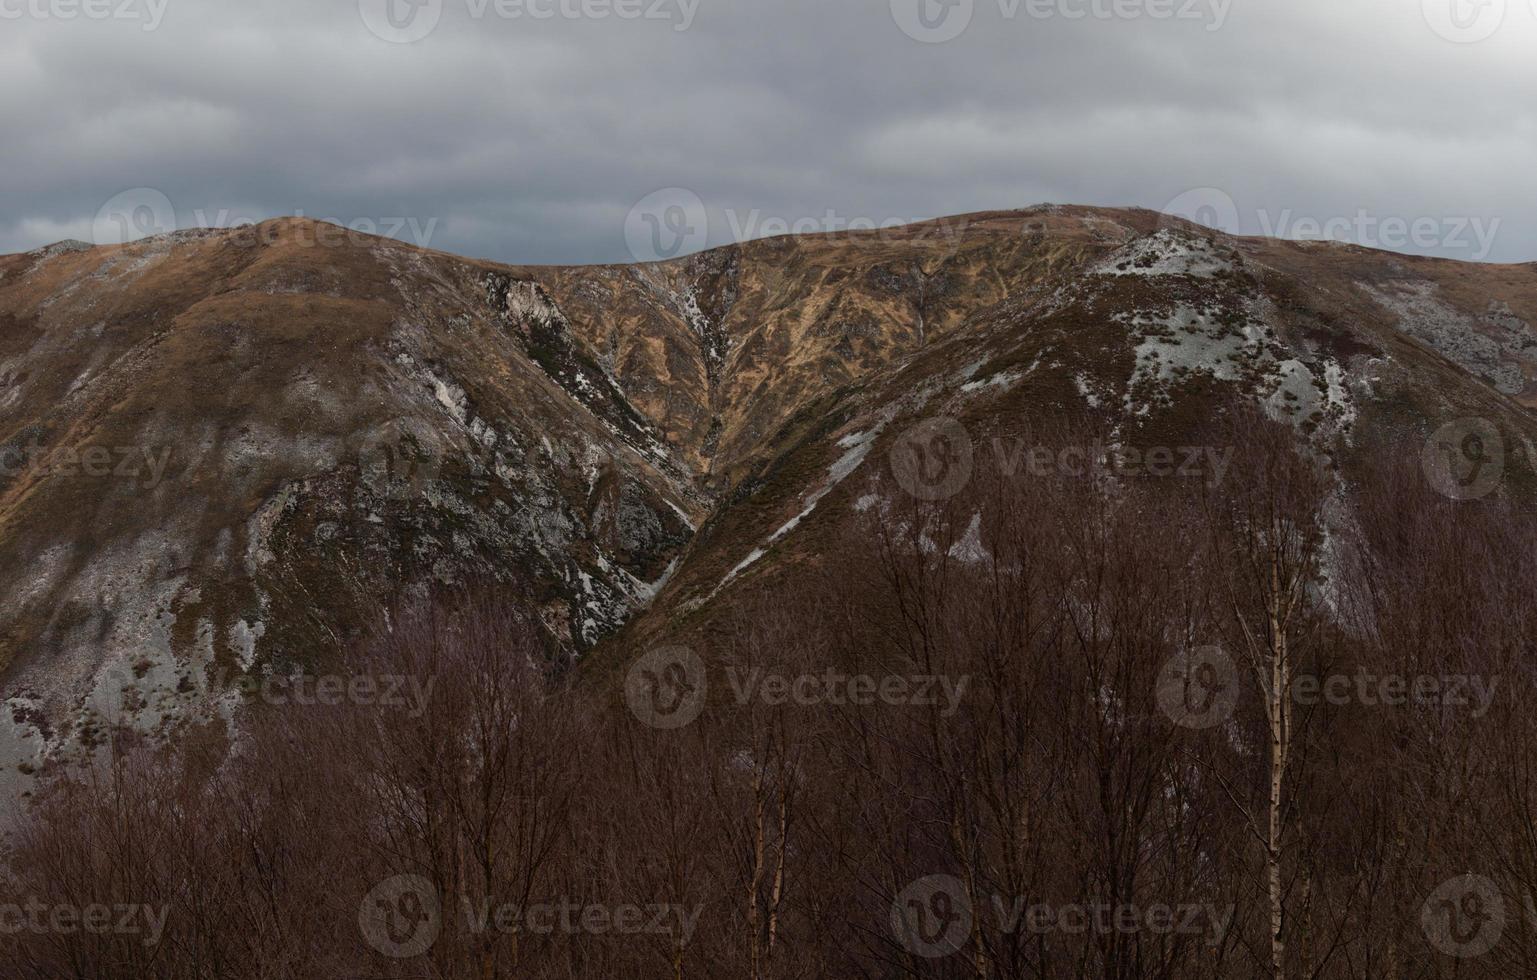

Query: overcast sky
[[2, 0, 1534, 264]]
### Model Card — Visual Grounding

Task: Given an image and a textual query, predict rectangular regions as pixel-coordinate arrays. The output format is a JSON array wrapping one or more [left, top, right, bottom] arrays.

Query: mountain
[[3, 205, 1536, 801]]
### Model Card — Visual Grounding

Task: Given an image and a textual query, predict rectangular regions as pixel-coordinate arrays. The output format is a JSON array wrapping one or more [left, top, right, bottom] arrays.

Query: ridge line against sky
[[3, 0, 1534, 264]]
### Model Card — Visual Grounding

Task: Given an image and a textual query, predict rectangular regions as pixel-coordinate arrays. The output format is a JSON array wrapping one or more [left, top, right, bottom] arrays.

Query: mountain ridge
[[3, 204, 1537, 803]]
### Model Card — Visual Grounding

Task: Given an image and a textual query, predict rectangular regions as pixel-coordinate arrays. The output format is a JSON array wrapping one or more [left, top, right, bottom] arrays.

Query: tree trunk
[[1267, 556, 1288, 980]]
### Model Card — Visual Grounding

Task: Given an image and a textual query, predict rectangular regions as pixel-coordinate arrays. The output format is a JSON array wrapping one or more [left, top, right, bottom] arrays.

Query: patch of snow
[[229, 619, 265, 672], [430, 374, 470, 425], [1323, 359, 1358, 435], [829, 429, 878, 484], [1073, 371, 1102, 408], [957, 358, 988, 382], [1359, 279, 1530, 395], [1263, 359, 1315, 416], [712, 424, 888, 597], [962, 370, 1023, 394], [0, 695, 47, 812], [636, 558, 679, 603], [948, 513, 988, 564], [1081, 215, 1136, 243], [663, 496, 697, 530], [1096, 231, 1233, 279], [470, 417, 499, 448], [725, 547, 766, 580], [1262, 357, 1355, 441], [1124, 304, 1267, 414]]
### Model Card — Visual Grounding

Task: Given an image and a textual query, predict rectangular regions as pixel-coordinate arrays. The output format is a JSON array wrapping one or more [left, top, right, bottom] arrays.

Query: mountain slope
[[3, 206, 1537, 802], [602, 216, 1537, 662]]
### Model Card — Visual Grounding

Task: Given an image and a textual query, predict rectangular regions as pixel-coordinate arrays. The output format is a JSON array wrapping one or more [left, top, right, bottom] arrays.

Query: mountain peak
[[2, 204, 1536, 808]]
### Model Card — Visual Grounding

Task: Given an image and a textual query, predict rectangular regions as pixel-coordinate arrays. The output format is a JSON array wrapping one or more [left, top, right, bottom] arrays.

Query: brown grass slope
[[2, 205, 1536, 793]]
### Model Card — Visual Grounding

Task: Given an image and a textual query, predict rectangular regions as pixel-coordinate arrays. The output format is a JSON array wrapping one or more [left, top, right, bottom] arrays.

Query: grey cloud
[[2, 0, 1535, 263]]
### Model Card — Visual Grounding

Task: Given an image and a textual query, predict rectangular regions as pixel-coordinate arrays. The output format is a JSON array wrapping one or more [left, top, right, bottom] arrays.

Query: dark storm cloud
[[2, 0, 1535, 263]]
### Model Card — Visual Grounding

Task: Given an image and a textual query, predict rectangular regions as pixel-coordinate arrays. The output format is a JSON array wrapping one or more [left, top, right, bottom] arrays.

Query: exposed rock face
[[2, 206, 1537, 803]]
